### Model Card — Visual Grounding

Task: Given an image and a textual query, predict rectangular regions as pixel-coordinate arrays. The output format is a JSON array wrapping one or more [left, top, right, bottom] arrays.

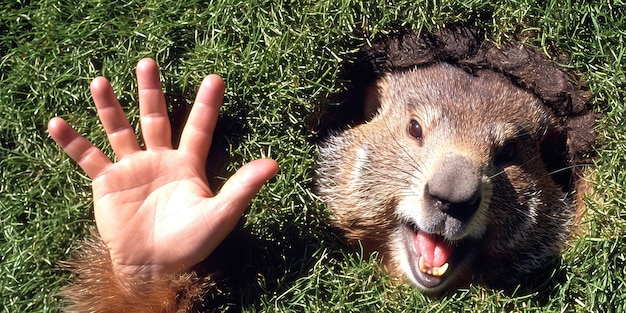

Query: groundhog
[[314, 24, 597, 294]]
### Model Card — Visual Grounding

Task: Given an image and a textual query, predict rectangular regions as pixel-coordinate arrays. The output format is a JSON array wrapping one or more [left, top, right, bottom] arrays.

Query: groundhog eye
[[408, 119, 422, 140], [495, 140, 518, 166]]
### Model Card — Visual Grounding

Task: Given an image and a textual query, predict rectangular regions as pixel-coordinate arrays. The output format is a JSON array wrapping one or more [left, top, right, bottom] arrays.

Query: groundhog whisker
[[488, 153, 545, 180], [487, 170, 504, 180], [344, 154, 414, 183], [382, 117, 425, 175], [548, 163, 593, 176], [365, 167, 418, 187]]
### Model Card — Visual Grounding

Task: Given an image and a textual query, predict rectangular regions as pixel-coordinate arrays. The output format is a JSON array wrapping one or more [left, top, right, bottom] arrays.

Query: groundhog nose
[[426, 154, 481, 221]]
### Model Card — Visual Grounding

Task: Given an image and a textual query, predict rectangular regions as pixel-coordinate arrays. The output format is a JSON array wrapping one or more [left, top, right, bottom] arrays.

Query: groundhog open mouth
[[402, 224, 478, 293]]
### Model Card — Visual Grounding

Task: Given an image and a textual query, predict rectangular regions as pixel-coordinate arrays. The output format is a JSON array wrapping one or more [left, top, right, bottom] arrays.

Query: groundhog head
[[314, 25, 597, 294]]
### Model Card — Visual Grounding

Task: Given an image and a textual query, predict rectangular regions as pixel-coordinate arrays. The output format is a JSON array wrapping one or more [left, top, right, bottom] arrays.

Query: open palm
[[49, 59, 278, 280]]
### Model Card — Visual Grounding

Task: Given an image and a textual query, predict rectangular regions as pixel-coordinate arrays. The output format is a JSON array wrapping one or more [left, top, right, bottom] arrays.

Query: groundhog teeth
[[418, 256, 450, 277]]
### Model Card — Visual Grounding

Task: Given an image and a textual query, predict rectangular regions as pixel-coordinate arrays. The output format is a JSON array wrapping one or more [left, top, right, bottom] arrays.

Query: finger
[[137, 58, 172, 150], [178, 75, 225, 161], [203, 158, 279, 244], [48, 117, 112, 179], [91, 77, 141, 159]]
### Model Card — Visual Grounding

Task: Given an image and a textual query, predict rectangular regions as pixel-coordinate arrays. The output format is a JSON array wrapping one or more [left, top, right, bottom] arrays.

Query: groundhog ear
[[540, 128, 573, 192], [565, 113, 599, 167], [363, 81, 383, 121]]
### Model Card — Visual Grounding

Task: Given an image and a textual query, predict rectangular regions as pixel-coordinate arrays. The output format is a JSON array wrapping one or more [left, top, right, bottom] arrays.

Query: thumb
[[217, 158, 279, 211], [204, 158, 279, 237]]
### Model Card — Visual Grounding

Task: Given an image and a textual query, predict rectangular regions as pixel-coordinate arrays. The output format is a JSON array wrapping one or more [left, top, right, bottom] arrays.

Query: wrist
[[110, 258, 174, 283]]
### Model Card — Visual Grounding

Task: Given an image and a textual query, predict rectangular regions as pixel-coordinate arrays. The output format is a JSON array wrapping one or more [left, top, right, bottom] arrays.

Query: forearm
[[60, 232, 210, 313]]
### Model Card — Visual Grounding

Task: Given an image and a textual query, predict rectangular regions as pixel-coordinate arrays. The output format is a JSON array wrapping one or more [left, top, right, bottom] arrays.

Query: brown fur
[[60, 231, 215, 313], [314, 25, 598, 293]]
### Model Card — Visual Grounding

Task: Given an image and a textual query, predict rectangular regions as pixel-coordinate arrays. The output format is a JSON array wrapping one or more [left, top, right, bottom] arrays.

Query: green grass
[[1, 0, 625, 312]]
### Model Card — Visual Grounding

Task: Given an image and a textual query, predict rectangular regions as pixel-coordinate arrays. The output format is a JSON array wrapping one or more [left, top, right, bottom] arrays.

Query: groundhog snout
[[425, 154, 481, 223]]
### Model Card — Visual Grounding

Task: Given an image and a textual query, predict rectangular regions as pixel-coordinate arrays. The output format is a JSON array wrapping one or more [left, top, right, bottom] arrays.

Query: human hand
[[48, 58, 279, 280]]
